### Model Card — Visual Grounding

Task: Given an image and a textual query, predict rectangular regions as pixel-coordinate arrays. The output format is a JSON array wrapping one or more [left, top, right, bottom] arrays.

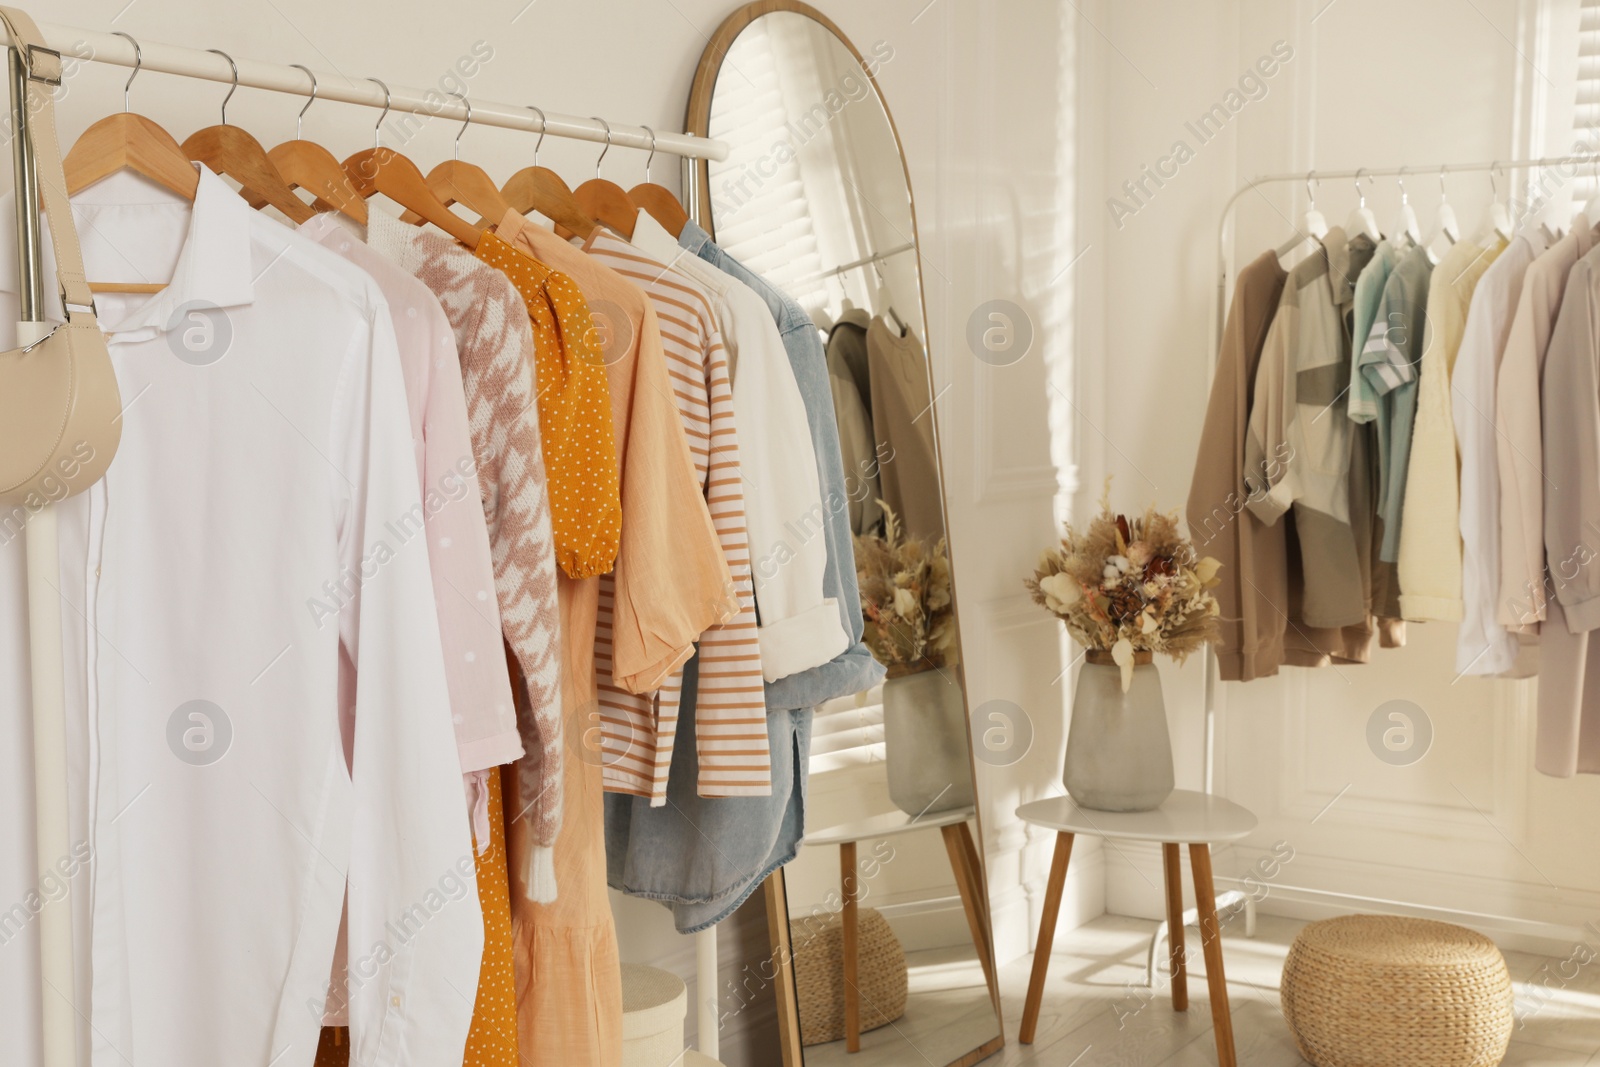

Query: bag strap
[[0, 6, 96, 314]]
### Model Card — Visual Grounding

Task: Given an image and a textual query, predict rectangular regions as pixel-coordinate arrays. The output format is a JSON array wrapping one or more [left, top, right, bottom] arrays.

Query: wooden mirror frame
[[685, 5, 1002, 1066]]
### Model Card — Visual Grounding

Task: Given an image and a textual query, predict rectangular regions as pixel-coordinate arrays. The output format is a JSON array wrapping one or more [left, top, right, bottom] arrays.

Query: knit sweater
[[367, 211, 564, 903]]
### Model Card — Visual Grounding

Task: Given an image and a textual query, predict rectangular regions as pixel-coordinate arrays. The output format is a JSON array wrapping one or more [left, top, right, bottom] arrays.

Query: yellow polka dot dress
[[461, 767, 520, 1067]]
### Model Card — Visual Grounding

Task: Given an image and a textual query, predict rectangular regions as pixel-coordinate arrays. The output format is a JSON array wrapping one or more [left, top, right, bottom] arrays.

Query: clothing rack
[[5, 22, 730, 1067], [1195, 155, 1600, 955], [804, 240, 916, 282], [9, 21, 729, 161]]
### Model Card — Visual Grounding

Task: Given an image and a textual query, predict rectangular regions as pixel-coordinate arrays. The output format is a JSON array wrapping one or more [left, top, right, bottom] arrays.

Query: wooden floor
[[821, 913, 1600, 1066]]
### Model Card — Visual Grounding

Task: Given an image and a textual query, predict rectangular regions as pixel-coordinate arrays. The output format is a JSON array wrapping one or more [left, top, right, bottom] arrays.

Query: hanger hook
[[368, 77, 391, 149], [1353, 167, 1368, 209], [206, 49, 239, 125], [1439, 164, 1450, 202], [527, 106, 548, 168], [1489, 161, 1501, 200], [1306, 171, 1318, 207], [641, 125, 658, 184], [289, 63, 316, 141], [449, 92, 472, 160], [1397, 165, 1409, 205], [112, 31, 140, 113], [592, 116, 612, 179]]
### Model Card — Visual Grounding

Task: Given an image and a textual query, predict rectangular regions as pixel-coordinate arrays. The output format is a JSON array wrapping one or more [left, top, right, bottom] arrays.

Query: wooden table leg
[[1189, 843, 1237, 1067], [841, 840, 860, 1052], [1162, 842, 1188, 1012], [940, 823, 999, 1017], [1020, 831, 1074, 1044]]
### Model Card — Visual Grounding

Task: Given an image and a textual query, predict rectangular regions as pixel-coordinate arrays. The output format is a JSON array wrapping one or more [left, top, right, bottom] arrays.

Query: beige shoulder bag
[[0, 6, 122, 510]]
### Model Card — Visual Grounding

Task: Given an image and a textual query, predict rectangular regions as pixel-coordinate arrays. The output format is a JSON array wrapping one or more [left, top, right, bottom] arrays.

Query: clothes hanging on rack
[[1245, 227, 1380, 637], [825, 310, 886, 536], [1201, 179, 1600, 781], [1359, 244, 1434, 564], [1186, 250, 1290, 682], [865, 316, 945, 543], [1495, 215, 1598, 632], [0, 168, 484, 1065], [1396, 232, 1506, 621], [580, 227, 769, 805], [1531, 241, 1600, 776], [1454, 228, 1546, 678], [5, 21, 897, 1059]]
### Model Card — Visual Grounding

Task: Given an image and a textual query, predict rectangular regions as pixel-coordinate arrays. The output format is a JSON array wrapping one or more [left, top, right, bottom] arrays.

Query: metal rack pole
[[7, 21, 729, 161], [12, 41, 77, 1067]]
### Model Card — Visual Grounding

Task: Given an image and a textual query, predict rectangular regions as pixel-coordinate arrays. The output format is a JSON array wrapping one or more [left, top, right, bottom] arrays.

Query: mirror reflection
[[701, 9, 1000, 1066]]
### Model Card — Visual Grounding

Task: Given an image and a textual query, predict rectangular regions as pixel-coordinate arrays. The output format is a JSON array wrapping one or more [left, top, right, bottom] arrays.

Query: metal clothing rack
[[1180, 155, 1600, 963], [4, 21, 730, 1067]]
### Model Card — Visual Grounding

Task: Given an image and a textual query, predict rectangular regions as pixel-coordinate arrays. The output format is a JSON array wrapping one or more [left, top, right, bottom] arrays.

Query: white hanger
[[1276, 173, 1327, 265], [1343, 168, 1382, 241], [1302, 172, 1329, 239], [1432, 167, 1460, 245], [1420, 167, 1460, 263], [1391, 168, 1423, 249], [1484, 162, 1513, 241]]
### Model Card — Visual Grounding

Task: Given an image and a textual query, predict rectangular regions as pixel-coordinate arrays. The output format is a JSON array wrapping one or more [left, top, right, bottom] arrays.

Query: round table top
[[803, 805, 976, 848], [1015, 789, 1256, 844]]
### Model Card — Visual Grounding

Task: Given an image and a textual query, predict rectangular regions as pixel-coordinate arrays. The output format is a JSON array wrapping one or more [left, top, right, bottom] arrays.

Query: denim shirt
[[679, 219, 886, 708], [601, 223, 886, 929]]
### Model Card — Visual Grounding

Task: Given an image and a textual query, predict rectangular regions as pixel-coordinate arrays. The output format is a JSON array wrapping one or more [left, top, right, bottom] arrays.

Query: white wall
[[25, 0, 1082, 1055], [1081, 0, 1600, 960]]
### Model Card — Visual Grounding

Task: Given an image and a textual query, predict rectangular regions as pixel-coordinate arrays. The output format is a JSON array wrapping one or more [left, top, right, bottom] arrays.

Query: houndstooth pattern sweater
[[367, 210, 564, 902]]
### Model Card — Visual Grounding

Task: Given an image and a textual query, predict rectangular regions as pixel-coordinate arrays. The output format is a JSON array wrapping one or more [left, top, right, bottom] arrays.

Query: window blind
[[1575, 0, 1600, 203]]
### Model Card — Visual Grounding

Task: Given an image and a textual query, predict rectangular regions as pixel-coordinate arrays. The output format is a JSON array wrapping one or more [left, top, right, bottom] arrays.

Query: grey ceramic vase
[[882, 667, 976, 816], [1064, 653, 1174, 812]]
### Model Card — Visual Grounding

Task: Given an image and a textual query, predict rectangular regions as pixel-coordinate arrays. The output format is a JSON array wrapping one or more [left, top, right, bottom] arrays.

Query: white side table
[[1015, 790, 1257, 1067], [803, 806, 996, 1052]]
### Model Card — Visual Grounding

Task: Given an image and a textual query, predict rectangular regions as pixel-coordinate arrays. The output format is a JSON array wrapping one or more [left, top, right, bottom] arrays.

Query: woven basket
[[1281, 915, 1514, 1067], [790, 907, 908, 1046]]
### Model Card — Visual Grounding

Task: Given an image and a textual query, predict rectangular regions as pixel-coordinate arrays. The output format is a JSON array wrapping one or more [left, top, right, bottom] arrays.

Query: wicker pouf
[[790, 906, 908, 1046], [1281, 915, 1514, 1067]]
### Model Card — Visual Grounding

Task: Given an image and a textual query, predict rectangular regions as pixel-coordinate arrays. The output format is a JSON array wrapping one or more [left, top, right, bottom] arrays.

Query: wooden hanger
[[629, 126, 688, 238], [64, 31, 197, 203], [405, 93, 511, 226], [62, 32, 196, 294], [342, 78, 483, 248], [259, 64, 366, 223], [500, 106, 596, 239], [571, 117, 637, 239], [181, 49, 313, 225]]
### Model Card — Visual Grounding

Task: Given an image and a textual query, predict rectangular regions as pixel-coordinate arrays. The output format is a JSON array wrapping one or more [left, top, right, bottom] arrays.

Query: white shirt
[[630, 209, 847, 681], [1453, 228, 1544, 677], [0, 168, 480, 1066]]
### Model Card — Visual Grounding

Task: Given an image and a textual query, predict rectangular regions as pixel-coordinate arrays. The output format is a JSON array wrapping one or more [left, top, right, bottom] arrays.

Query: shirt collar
[[631, 208, 690, 266], [678, 217, 713, 256], [97, 165, 257, 336]]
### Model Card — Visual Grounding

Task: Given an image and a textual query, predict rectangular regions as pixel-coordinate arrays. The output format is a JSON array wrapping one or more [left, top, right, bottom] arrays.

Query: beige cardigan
[[1396, 235, 1505, 621]]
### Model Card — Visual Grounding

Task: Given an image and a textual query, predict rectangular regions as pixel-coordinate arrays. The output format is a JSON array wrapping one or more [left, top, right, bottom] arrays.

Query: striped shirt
[[583, 229, 770, 803]]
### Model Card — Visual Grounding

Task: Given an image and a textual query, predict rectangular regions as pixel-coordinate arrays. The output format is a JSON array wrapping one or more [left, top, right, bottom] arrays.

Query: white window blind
[[706, 18, 829, 311], [807, 683, 885, 776], [1575, 0, 1600, 203]]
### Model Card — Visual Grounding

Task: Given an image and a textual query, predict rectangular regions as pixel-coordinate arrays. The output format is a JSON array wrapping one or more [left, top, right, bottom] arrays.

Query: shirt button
[[391, 995, 401, 1007]]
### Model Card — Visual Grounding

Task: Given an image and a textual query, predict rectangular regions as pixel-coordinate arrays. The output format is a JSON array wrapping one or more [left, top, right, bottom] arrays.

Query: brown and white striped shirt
[[582, 229, 770, 803]]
